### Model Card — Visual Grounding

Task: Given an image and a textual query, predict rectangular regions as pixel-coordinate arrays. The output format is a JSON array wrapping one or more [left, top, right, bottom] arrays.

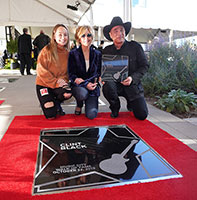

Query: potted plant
[[6, 38, 19, 69]]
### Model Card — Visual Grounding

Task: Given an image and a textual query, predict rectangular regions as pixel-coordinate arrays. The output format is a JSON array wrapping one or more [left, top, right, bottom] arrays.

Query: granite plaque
[[101, 55, 128, 82], [33, 125, 182, 195]]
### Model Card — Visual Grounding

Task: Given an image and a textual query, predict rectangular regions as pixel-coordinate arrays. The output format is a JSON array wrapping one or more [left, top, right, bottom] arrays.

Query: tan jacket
[[36, 46, 69, 88]]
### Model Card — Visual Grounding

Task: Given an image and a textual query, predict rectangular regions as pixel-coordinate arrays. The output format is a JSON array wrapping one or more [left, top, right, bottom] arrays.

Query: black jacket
[[18, 33, 32, 54], [102, 40, 149, 100], [33, 33, 50, 51], [68, 45, 102, 97]]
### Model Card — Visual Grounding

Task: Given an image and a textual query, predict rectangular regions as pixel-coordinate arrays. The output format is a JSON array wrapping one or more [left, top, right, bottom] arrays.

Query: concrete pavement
[[0, 69, 197, 151]]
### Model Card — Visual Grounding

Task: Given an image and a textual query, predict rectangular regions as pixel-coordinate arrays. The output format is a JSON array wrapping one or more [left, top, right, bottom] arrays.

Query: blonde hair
[[46, 24, 70, 62], [75, 26, 94, 45]]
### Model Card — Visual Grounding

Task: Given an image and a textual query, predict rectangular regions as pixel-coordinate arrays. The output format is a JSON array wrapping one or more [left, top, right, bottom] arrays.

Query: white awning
[[0, 0, 95, 27]]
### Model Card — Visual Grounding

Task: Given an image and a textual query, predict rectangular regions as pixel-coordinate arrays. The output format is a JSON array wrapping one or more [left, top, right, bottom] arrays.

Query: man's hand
[[121, 76, 132, 86], [99, 77, 105, 85]]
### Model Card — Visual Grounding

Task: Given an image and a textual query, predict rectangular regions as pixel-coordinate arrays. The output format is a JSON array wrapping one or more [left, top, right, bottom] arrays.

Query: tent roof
[[0, 0, 95, 27], [0, 0, 197, 44]]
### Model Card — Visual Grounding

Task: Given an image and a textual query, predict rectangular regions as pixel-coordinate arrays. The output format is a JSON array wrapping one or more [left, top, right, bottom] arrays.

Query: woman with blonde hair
[[68, 26, 102, 119], [36, 24, 72, 119]]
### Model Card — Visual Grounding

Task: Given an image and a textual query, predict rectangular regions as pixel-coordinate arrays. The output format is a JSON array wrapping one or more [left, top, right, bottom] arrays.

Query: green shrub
[[4, 59, 11, 69], [142, 42, 197, 96], [7, 39, 18, 55], [154, 89, 197, 114], [33, 60, 37, 69]]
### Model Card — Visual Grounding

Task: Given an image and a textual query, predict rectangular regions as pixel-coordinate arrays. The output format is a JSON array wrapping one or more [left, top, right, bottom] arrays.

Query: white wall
[[0, 26, 6, 55]]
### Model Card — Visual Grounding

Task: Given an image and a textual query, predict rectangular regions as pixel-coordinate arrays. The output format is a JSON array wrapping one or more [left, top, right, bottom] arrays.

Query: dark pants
[[72, 86, 98, 119], [19, 53, 31, 75], [36, 85, 71, 119], [102, 81, 148, 120]]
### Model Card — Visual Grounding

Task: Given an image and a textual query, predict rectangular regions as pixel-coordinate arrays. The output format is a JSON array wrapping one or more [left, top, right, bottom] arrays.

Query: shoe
[[27, 73, 33, 75], [57, 108, 66, 116], [75, 107, 81, 115], [127, 106, 133, 112], [57, 103, 65, 116], [127, 102, 133, 112], [110, 110, 119, 118]]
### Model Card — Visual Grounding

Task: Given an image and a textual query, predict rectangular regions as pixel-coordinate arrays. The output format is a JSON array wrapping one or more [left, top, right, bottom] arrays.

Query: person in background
[[18, 28, 32, 75], [2, 50, 8, 66], [68, 26, 102, 119], [70, 41, 77, 50], [102, 16, 149, 120], [36, 24, 72, 119], [97, 40, 104, 52], [33, 30, 50, 56]]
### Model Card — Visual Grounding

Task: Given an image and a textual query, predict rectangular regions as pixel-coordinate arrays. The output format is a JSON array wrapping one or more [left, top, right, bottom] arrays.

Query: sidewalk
[[0, 69, 197, 151]]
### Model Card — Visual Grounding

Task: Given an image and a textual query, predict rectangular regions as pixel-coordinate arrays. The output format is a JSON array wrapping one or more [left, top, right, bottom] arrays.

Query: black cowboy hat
[[103, 16, 131, 41]]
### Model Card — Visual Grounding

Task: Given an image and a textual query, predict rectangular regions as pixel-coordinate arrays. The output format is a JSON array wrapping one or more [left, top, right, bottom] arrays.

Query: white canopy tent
[[0, 0, 95, 43], [0, 0, 95, 27], [0, 0, 197, 45], [80, 0, 197, 44]]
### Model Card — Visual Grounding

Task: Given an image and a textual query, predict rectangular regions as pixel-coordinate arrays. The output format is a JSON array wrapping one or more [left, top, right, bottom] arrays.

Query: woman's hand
[[57, 78, 67, 87], [121, 76, 132, 86], [87, 82, 97, 90], [75, 78, 84, 85]]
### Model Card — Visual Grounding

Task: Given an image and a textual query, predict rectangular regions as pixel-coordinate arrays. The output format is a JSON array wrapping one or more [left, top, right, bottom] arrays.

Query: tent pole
[[123, 0, 133, 40]]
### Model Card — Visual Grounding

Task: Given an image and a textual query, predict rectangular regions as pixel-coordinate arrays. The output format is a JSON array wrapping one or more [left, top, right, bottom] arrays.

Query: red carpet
[[0, 112, 196, 200], [0, 100, 4, 105]]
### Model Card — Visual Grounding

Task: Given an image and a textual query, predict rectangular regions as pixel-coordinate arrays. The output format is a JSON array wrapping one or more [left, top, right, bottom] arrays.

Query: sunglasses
[[81, 33, 92, 38]]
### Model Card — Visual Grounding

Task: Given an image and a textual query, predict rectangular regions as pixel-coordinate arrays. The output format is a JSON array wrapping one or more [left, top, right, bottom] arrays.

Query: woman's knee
[[63, 93, 72, 100], [72, 87, 88, 101], [43, 101, 57, 119]]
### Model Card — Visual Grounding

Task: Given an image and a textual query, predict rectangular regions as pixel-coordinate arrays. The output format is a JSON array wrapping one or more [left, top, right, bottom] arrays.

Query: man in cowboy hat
[[102, 16, 149, 120]]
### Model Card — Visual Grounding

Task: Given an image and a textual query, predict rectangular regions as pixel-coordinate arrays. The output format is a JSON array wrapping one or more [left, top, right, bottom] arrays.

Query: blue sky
[[133, 0, 146, 7], [133, 0, 139, 7]]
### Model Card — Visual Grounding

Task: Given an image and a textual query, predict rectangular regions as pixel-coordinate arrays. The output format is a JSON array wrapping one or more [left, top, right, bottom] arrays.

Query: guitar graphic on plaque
[[99, 139, 138, 175]]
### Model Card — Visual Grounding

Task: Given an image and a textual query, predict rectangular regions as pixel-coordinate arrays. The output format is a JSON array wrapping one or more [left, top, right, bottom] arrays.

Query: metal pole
[[89, 5, 94, 27], [97, 26, 101, 46], [11, 26, 15, 40], [169, 29, 173, 44], [123, 0, 132, 22], [123, 0, 133, 40]]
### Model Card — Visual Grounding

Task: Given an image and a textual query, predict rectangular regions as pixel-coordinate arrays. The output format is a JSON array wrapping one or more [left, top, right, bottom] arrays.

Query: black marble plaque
[[101, 55, 128, 82], [33, 125, 182, 195]]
